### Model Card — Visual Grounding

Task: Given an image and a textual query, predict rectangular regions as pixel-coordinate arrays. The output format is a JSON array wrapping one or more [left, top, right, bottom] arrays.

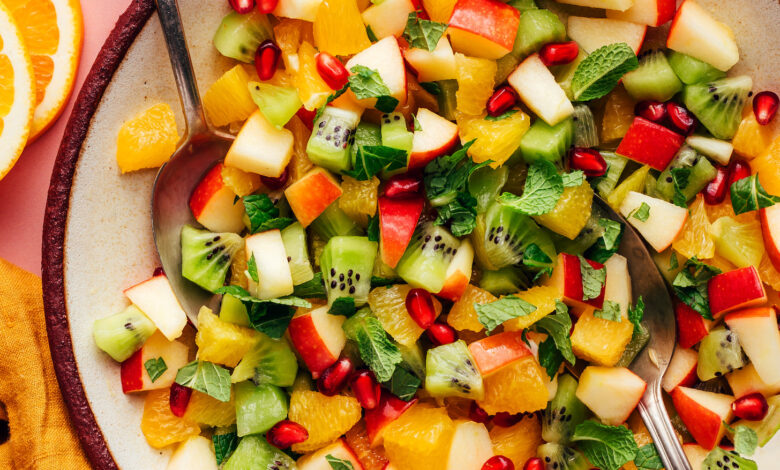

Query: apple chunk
[[576, 366, 647, 425], [409, 107, 459, 169], [121, 332, 189, 393], [445, 420, 494, 470], [671, 386, 733, 449], [726, 363, 780, 398], [606, 0, 677, 26], [666, 0, 739, 72], [760, 204, 780, 271], [225, 110, 294, 178], [361, 0, 414, 40], [124, 273, 188, 341], [447, 0, 520, 60], [273, 0, 324, 22], [364, 391, 416, 446], [189, 162, 245, 233], [619, 191, 688, 252], [557, 0, 633, 10], [297, 438, 364, 470], [567, 16, 647, 54], [662, 346, 698, 393], [287, 305, 346, 378], [345, 37, 407, 108], [245, 230, 295, 300], [547, 252, 606, 311], [468, 330, 533, 377], [378, 195, 424, 269], [725, 307, 780, 385], [285, 168, 342, 227], [616, 117, 685, 171], [508, 53, 573, 126], [167, 436, 218, 470], [675, 300, 712, 348], [437, 238, 474, 301], [402, 38, 457, 83], [707, 266, 766, 318]]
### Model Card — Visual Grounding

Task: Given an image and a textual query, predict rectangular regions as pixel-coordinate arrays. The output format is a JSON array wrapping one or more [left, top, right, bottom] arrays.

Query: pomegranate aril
[[228, 0, 255, 14], [169, 383, 192, 417], [255, 40, 281, 81], [635, 100, 666, 123], [267, 420, 309, 448], [384, 174, 422, 198], [522, 457, 544, 470], [569, 148, 607, 177], [296, 107, 316, 130], [426, 322, 456, 346], [261, 165, 289, 189], [316, 52, 350, 90], [152, 266, 165, 277], [486, 85, 518, 117], [351, 369, 382, 410], [469, 401, 490, 424], [753, 91, 779, 125], [665, 102, 697, 135], [317, 357, 354, 396], [732, 392, 769, 421], [257, 0, 279, 13], [492, 411, 522, 427], [727, 160, 751, 191], [703, 165, 729, 205], [539, 41, 579, 67], [405, 288, 437, 329], [482, 455, 515, 470]]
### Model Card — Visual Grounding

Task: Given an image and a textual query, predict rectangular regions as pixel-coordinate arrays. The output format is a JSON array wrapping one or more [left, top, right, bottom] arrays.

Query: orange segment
[[368, 284, 427, 346], [571, 309, 634, 366], [294, 41, 332, 111], [141, 389, 200, 449], [751, 135, 780, 195], [184, 390, 236, 427], [339, 175, 379, 226], [672, 195, 715, 260], [383, 403, 455, 470], [731, 112, 774, 160], [345, 421, 389, 470], [221, 165, 262, 197], [489, 414, 543, 469], [423, 0, 458, 22], [457, 110, 531, 168], [313, 0, 371, 56], [287, 115, 315, 182], [533, 181, 594, 240], [203, 65, 257, 128], [477, 355, 549, 414], [274, 18, 314, 71], [116, 103, 180, 173], [503, 285, 560, 331], [601, 85, 635, 143], [289, 390, 362, 452], [454, 53, 496, 116], [447, 284, 496, 332]]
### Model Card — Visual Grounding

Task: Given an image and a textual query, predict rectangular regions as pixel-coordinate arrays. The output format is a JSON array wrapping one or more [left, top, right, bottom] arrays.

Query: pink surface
[[0, 0, 130, 276]]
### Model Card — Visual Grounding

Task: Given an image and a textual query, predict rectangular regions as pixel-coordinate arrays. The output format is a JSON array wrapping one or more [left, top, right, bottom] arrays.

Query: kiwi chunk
[[92, 305, 157, 362], [594, 152, 628, 198], [572, 104, 599, 148], [223, 435, 295, 470], [309, 203, 363, 241], [213, 11, 273, 63], [683, 75, 753, 140], [232, 334, 298, 387], [181, 225, 243, 293], [320, 236, 377, 307], [738, 395, 780, 446], [436, 80, 459, 121], [668, 51, 726, 86], [396, 223, 460, 293], [220, 293, 250, 327], [655, 146, 717, 203], [350, 121, 381, 167], [543, 374, 588, 444], [479, 267, 529, 295], [425, 340, 484, 399], [697, 326, 747, 381], [622, 50, 683, 102], [307, 106, 360, 172], [281, 222, 314, 285], [248, 82, 301, 129], [554, 50, 588, 101], [483, 201, 556, 270], [496, 9, 566, 83], [380, 112, 413, 153], [469, 165, 509, 214], [537, 443, 590, 470], [520, 117, 574, 164], [235, 382, 288, 437], [702, 448, 757, 470]]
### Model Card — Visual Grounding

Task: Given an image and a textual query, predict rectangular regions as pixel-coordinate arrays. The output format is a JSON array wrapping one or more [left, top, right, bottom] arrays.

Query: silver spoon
[[595, 196, 691, 470], [151, 0, 231, 324]]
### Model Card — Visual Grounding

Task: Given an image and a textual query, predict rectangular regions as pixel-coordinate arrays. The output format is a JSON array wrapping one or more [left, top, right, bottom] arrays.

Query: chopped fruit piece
[[383, 404, 455, 470], [753, 90, 779, 125], [533, 181, 593, 240], [378, 195, 424, 268], [489, 415, 542, 469], [447, 284, 496, 332], [289, 390, 362, 453], [141, 388, 200, 449], [672, 195, 715, 260], [297, 438, 365, 470], [167, 436, 218, 470], [295, 41, 332, 111], [409, 108, 459, 169], [273, 0, 322, 22], [671, 386, 733, 450], [606, 0, 677, 26], [361, 0, 415, 40], [124, 273, 187, 341], [751, 135, 780, 195], [619, 192, 688, 252], [288, 305, 347, 378], [726, 363, 780, 398], [221, 165, 262, 197], [195, 307, 258, 367], [116, 103, 179, 173], [616, 117, 684, 170], [423, 0, 457, 22], [576, 366, 647, 425], [662, 347, 699, 393], [203, 65, 257, 127], [313, 0, 371, 56], [447, 0, 520, 60], [666, 0, 739, 71], [287, 116, 316, 181], [339, 175, 379, 227], [365, 391, 417, 446], [675, 300, 712, 348], [444, 420, 494, 470], [457, 110, 531, 167], [731, 112, 774, 160], [245, 230, 295, 299], [454, 53, 497, 116], [368, 284, 431, 346], [508, 54, 573, 126], [477, 355, 549, 414], [225, 110, 294, 178], [345, 421, 390, 470], [437, 239, 474, 301], [556, 0, 632, 10], [502, 285, 560, 331], [724, 307, 780, 385], [601, 86, 636, 143], [468, 331, 533, 377], [189, 162, 245, 233], [121, 332, 188, 393], [566, 16, 646, 54], [285, 168, 343, 227], [345, 37, 408, 108], [762, 205, 780, 271], [403, 38, 457, 83], [547, 253, 606, 311], [708, 266, 766, 318], [184, 389, 236, 427]]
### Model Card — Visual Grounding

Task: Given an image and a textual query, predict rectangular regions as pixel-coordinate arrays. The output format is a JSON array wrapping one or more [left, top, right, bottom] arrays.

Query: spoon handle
[[638, 381, 692, 470], [154, 0, 208, 138]]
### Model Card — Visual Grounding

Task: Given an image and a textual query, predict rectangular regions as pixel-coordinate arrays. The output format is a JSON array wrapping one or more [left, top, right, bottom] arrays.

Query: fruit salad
[[97, 0, 780, 468]]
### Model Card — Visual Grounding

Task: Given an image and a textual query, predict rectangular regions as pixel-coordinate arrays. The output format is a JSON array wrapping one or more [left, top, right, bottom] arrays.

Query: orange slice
[[4, 0, 83, 140]]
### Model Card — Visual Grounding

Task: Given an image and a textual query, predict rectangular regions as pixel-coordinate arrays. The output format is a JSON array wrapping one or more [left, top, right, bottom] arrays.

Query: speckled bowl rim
[[42, 1, 155, 468]]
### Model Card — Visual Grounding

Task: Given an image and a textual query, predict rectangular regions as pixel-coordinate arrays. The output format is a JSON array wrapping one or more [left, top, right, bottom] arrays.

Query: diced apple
[[346, 37, 407, 108], [285, 168, 343, 227], [726, 363, 780, 398], [364, 391, 417, 446], [606, 0, 676, 26], [666, 0, 739, 72], [189, 162, 245, 233], [297, 438, 364, 470], [245, 230, 294, 299], [603, 253, 631, 320], [760, 204, 780, 272], [725, 307, 780, 385], [557, 0, 633, 10], [402, 38, 457, 83], [468, 331, 533, 377], [567, 16, 647, 54], [445, 420, 494, 470], [619, 192, 688, 252], [682, 443, 710, 470], [362, 0, 415, 40], [409, 107, 459, 169], [576, 366, 647, 425], [225, 110, 294, 178], [378, 195, 424, 268], [124, 274, 188, 341], [273, 0, 323, 22], [708, 266, 767, 318], [662, 347, 698, 393], [671, 386, 733, 449], [547, 252, 606, 311], [287, 305, 346, 378], [508, 54, 573, 126], [437, 239, 474, 301], [616, 117, 685, 171], [447, 0, 520, 60], [167, 436, 218, 470], [675, 300, 712, 348], [121, 332, 189, 393]]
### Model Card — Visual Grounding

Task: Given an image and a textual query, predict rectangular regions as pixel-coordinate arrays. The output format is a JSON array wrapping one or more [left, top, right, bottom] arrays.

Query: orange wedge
[[0, 1, 35, 180], [4, 0, 83, 140]]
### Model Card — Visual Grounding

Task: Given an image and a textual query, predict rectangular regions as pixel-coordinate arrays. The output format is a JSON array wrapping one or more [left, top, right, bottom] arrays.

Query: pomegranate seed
[[169, 383, 192, 417], [228, 0, 255, 14], [753, 91, 779, 125], [260, 165, 289, 189], [569, 148, 607, 177], [296, 107, 316, 129], [665, 102, 697, 135], [703, 165, 730, 205], [727, 160, 751, 192], [486, 85, 518, 117], [152, 266, 165, 276], [267, 420, 309, 448], [469, 401, 490, 424], [732, 393, 769, 421], [351, 369, 382, 410], [634, 100, 667, 122], [255, 40, 281, 81], [257, 0, 279, 13], [539, 41, 579, 67], [426, 322, 456, 346], [405, 288, 437, 329], [522, 457, 544, 470], [482, 455, 515, 470], [384, 174, 422, 198], [316, 52, 350, 90], [492, 411, 522, 427], [317, 358, 354, 396]]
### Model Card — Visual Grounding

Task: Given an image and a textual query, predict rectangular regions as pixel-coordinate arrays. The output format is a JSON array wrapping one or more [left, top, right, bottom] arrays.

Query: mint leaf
[[671, 167, 691, 208], [315, 82, 350, 122], [579, 256, 606, 301], [215, 285, 311, 308], [175, 361, 232, 402], [562, 170, 585, 188], [538, 335, 564, 378], [523, 243, 553, 269], [413, 114, 423, 132], [476, 295, 538, 332], [386, 366, 421, 401], [215, 285, 310, 338], [672, 257, 721, 319], [434, 191, 479, 236], [327, 455, 355, 470], [730, 174, 780, 215], [594, 300, 622, 322], [497, 159, 564, 215], [572, 43, 639, 101], [375, 96, 399, 113], [734, 425, 758, 456], [144, 357, 168, 383], [243, 194, 293, 233], [366, 25, 378, 42], [212, 431, 238, 465], [367, 214, 380, 242], [628, 296, 645, 334], [293, 272, 327, 298], [345, 144, 408, 181], [342, 309, 402, 382], [247, 253, 259, 283], [371, 276, 397, 287], [349, 65, 397, 112], [585, 219, 624, 264], [330, 297, 356, 317], [402, 12, 447, 52], [669, 251, 679, 270], [533, 301, 575, 365], [630, 202, 651, 222], [634, 443, 664, 470], [420, 81, 441, 95], [484, 109, 518, 121], [572, 420, 639, 470]]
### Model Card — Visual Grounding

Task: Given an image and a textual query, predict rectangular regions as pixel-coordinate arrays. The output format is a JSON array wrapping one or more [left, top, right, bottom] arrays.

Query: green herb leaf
[[585, 219, 624, 264], [562, 170, 585, 188], [420, 81, 441, 95], [523, 243, 553, 269], [572, 420, 639, 470], [413, 114, 423, 132], [579, 255, 606, 301], [375, 96, 400, 113], [628, 296, 644, 334], [144, 357, 168, 383], [594, 300, 622, 322], [344, 145, 408, 181], [175, 361, 232, 402], [476, 295, 538, 333], [215, 285, 312, 308], [671, 167, 691, 208], [734, 425, 759, 456], [366, 24, 378, 42], [348, 65, 397, 112], [433, 191, 479, 236], [497, 160, 564, 215], [634, 444, 664, 470], [533, 301, 575, 365], [730, 173, 780, 215], [247, 253, 259, 283], [386, 366, 422, 401], [216, 286, 309, 338], [371, 276, 397, 287], [669, 251, 679, 270], [243, 194, 294, 233], [631, 202, 651, 222], [342, 309, 402, 382], [315, 82, 350, 122], [484, 109, 518, 121], [330, 297, 357, 317], [671, 257, 721, 319], [212, 432, 238, 465], [367, 214, 380, 242], [571, 43, 639, 101], [293, 272, 327, 298], [327, 454, 356, 470], [402, 12, 447, 52], [537, 335, 564, 379]]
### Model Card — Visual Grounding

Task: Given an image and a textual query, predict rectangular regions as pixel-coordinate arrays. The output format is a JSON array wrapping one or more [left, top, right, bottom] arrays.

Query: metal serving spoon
[[151, 0, 231, 324], [595, 196, 691, 470]]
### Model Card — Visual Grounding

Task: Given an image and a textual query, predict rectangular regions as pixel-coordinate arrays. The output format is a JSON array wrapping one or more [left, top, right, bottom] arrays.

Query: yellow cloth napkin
[[0, 258, 90, 469]]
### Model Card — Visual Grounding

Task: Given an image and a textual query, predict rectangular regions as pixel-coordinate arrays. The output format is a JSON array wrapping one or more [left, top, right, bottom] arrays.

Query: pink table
[[0, 1, 130, 276]]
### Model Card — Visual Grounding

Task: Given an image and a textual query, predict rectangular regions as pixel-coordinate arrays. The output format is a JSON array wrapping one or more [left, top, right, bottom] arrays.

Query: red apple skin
[[121, 348, 145, 392], [671, 387, 732, 450], [189, 163, 226, 218], [288, 313, 338, 379], [615, 117, 685, 170], [653, 0, 676, 25], [760, 205, 780, 272], [662, 347, 698, 393], [437, 271, 469, 302], [285, 168, 343, 227], [447, 0, 520, 56], [548, 253, 606, 310], [707, 266, 767, 318], [468, 331, 532, 376], [365, 391, 417, 446], [189, 162, 246, 233], [675, 300, 712, 348], [379, 195, 424, 268]]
